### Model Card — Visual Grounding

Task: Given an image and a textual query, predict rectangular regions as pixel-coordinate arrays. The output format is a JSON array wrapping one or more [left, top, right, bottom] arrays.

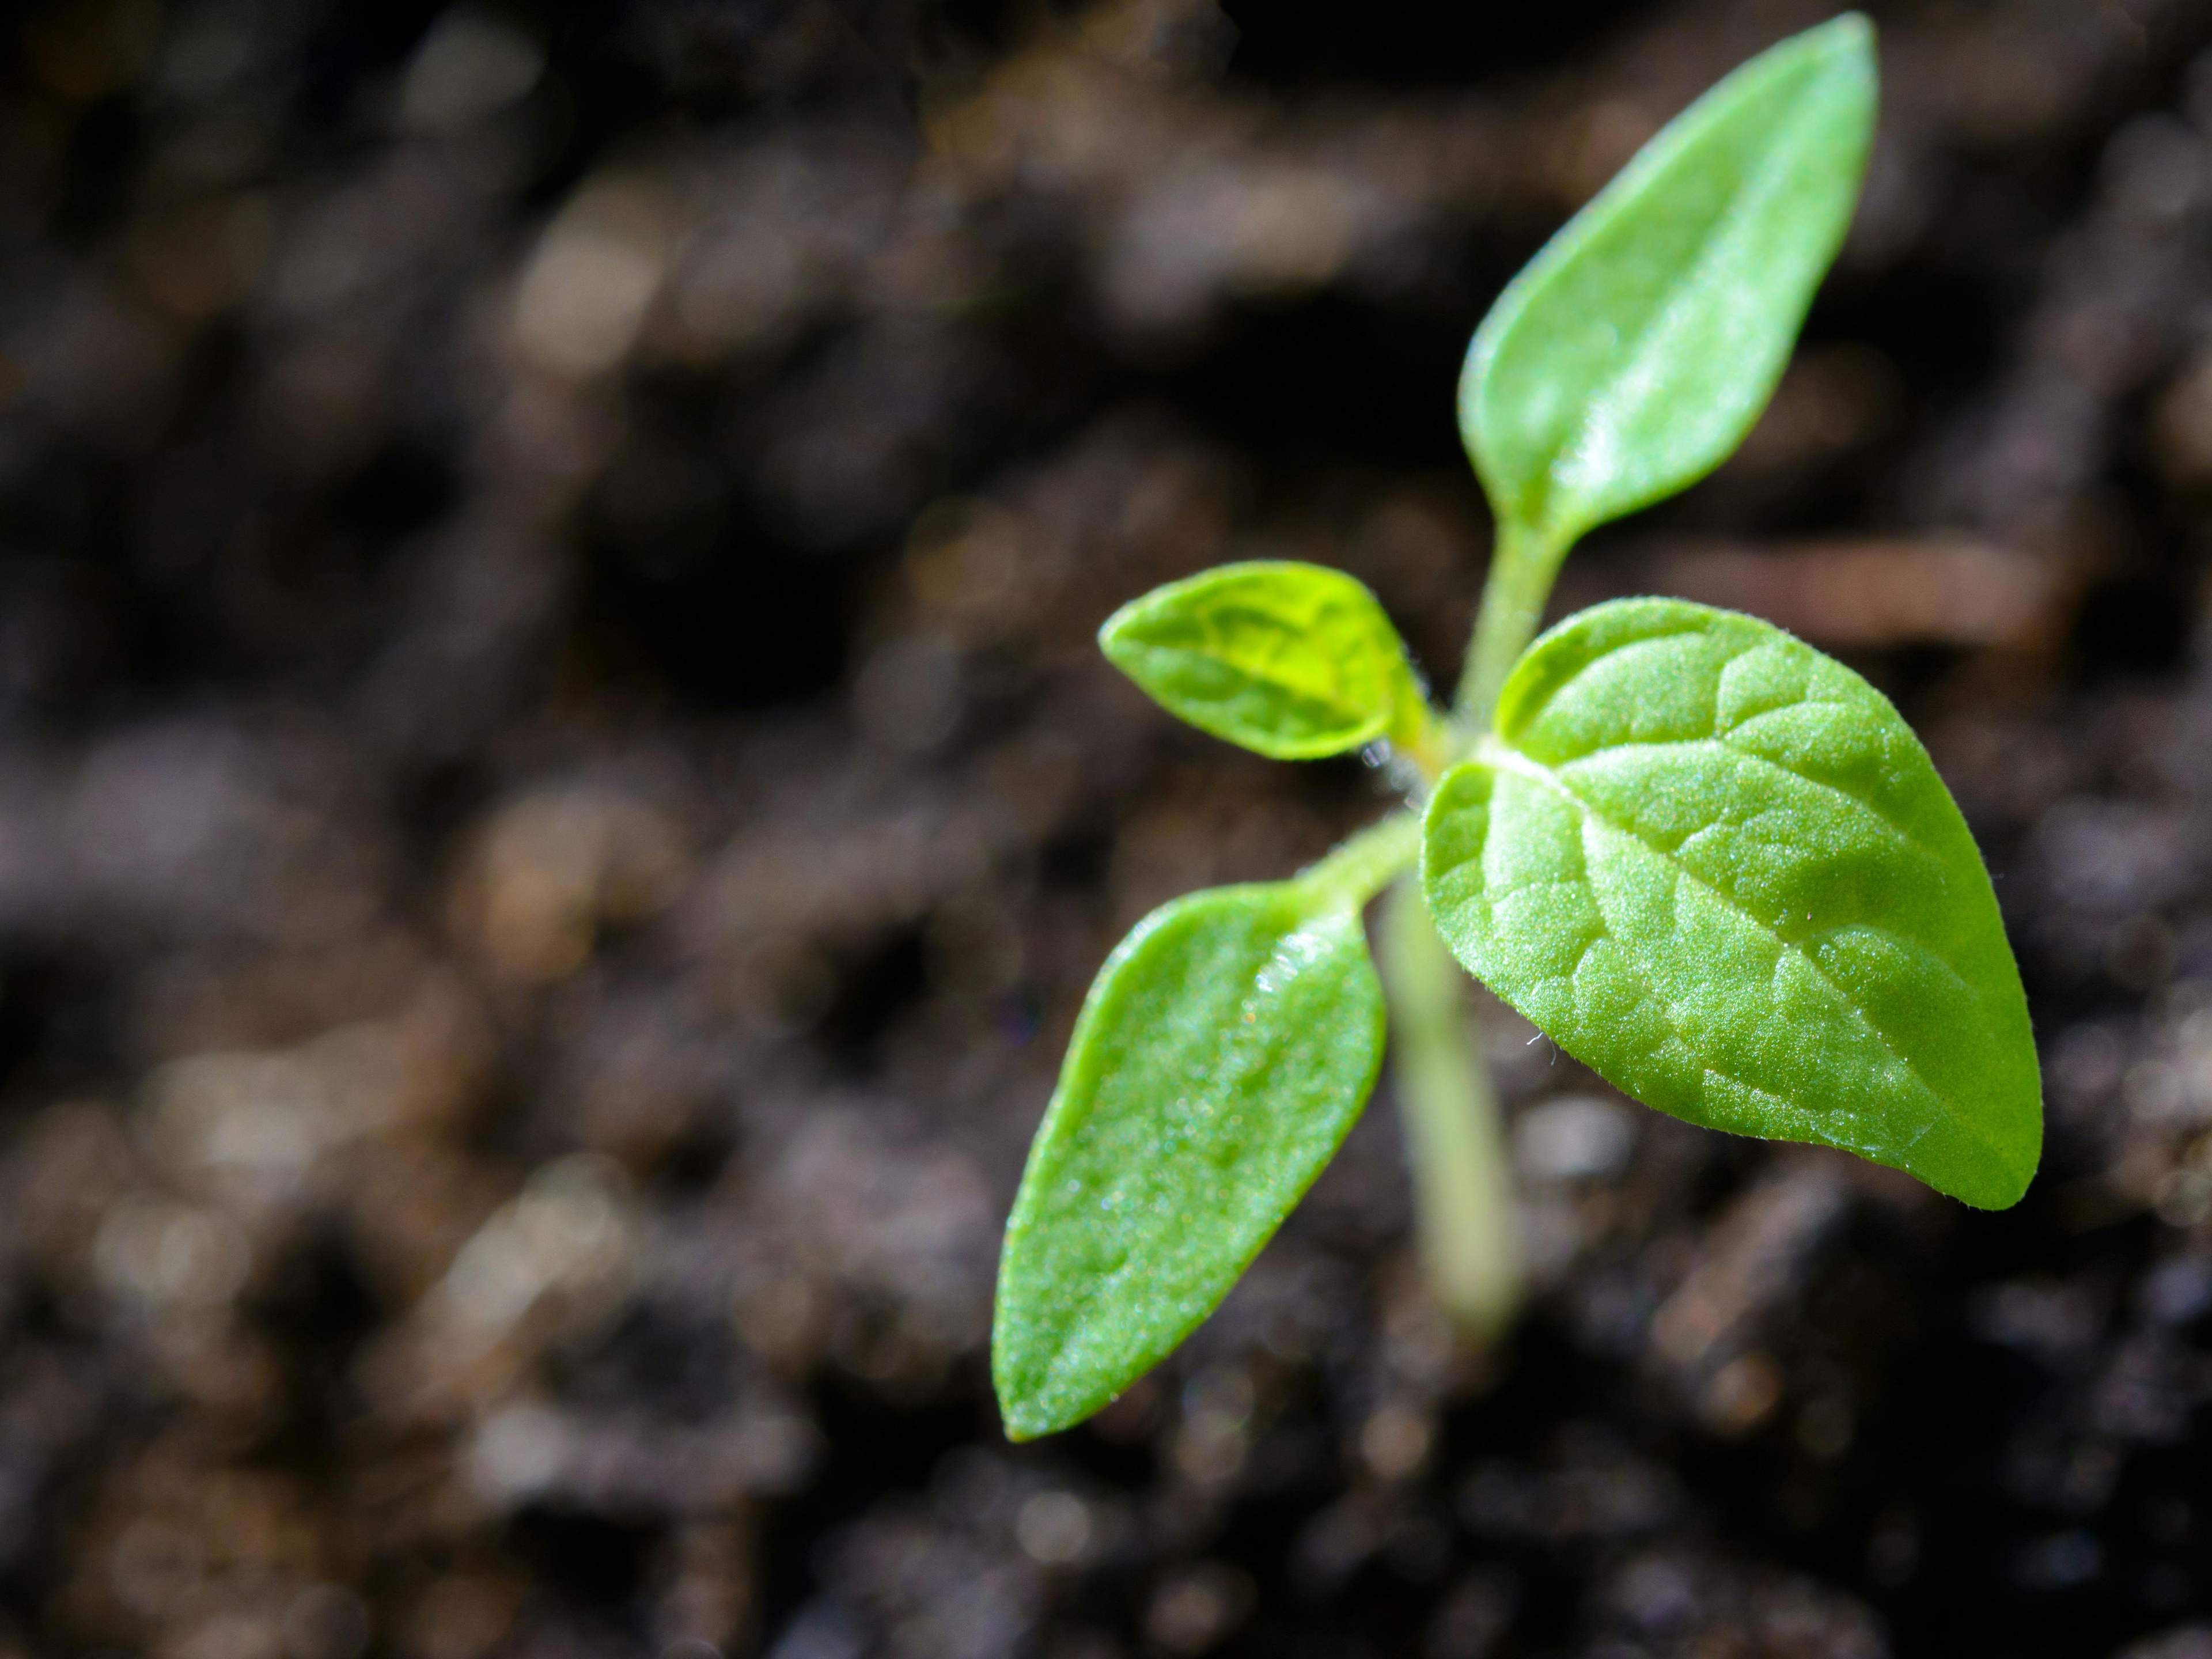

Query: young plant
[[993, 14, 2042, 1441]]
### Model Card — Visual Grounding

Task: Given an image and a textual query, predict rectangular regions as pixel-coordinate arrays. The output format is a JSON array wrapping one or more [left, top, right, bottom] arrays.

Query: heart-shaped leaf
[[1421, 597, 2040, 1209], [1461, 14, 1876, 551], [994, 881, 1385, 1438], [1100, 561, 1427, 760]]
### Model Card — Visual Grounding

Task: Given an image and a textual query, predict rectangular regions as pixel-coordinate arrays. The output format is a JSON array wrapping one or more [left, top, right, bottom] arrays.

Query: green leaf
[[1421, 597, 2041, 1209], [1461, 14, 1876, 550], [994, 880, 1385, 1438], [1100, 561, 1428, 760]]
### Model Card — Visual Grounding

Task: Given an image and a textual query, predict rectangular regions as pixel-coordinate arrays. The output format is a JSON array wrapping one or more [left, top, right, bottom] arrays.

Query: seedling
[[993, 15, 2041, 1441]]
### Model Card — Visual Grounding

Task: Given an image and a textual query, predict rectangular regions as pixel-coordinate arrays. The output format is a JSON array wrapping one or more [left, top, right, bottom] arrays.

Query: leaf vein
[[1494, 753, 1983, 1151], [1555, 733, 1940, 867]]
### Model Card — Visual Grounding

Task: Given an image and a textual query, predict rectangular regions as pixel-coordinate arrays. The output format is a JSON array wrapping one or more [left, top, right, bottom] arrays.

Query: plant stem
[[1298, 812, 1419, 911], [1380, 873, 1520, 1340], [1319, 516, 1567, 1339], [1372, 511, 1565, 1338], [1455, 520, 1570, 728]]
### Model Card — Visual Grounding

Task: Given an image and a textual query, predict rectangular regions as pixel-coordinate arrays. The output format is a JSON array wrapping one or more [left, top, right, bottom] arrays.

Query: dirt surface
[[6, 0, 2212, 1654]]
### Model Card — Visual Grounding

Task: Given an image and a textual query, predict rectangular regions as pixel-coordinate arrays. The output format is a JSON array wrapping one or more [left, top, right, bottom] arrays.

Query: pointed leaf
[[994, 881, 1384, 1438], [1100, 561, 1427, 759], [1461, 14, 1877, 548], [1421, 597, 2040, 1209]]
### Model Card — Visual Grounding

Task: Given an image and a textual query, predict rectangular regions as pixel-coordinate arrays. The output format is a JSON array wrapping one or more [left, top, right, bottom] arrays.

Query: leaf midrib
[[1158, 645, 1373, 719]]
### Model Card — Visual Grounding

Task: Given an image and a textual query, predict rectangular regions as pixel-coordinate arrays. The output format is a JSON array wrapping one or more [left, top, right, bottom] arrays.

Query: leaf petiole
[[1293, 811, 1421, 914], [1454, 519, 1571, 729]]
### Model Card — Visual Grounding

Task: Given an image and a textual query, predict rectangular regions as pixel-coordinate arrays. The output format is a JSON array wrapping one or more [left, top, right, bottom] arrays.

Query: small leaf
[[1100, 561, 1427, 759], [994, 881, 1385, 1438], [1461, 14, 1876, 549], [1421, 597, 2040, 1209]]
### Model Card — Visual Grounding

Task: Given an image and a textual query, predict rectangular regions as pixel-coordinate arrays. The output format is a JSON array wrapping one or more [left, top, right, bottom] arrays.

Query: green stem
[[1455, 520, 1571, 728], [1310, 513, 1559, 1341], [1297, 812, 1419, 911], [1379, 874, 1520, 1340]]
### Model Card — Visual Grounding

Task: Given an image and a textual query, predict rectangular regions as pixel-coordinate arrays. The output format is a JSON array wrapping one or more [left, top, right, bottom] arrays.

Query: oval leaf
[[994, 882, 1385, 1438], [1460, 14, 1876, 549], [1421, 597, 2040, 1209], [1100, 561, 1425, 759]]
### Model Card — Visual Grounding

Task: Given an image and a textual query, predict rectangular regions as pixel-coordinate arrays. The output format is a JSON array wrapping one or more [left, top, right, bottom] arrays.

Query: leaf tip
[[1823, 10, 1876, 50], [997, 1388, 1102, 1442], [1910, 1061, 2043, 1213], [998, 1408, 1049, 1444], [991, 1342, 1099, 1442], [991, 1331, 1063, 1441], [1796, 12, 1878, 99], [1095, 598, 1141, 671], [1770, 10, 1873, 69], [1934, 1165, 2033, 1213], [1941, 1131, 2041, 1213]]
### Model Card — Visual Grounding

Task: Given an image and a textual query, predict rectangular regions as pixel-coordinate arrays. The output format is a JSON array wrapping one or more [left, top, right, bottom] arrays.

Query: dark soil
[[5, 1, 2212, 1655]]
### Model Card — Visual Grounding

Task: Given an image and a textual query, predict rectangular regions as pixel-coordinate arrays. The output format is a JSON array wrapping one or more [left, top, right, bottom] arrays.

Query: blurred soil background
[[11, 0, 2212, 1654]]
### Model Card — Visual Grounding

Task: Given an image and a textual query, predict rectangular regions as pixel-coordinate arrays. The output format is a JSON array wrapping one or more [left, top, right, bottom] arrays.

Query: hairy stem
[[1455, 520, 1571, 728], [1380, 874, 1521, 1339], [1298, 812, 1419, 911], [1316, 514, 1559, 1337]]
